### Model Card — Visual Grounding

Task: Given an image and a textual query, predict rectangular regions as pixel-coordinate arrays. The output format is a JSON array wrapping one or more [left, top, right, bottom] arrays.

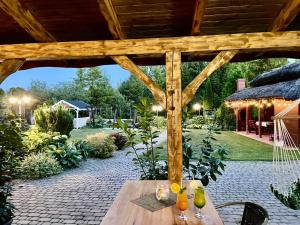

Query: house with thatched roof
[[225, 63, 300, 146]]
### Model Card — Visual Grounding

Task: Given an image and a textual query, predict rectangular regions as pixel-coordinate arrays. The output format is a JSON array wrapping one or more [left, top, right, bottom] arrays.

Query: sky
[[0, 65, 130, 91]]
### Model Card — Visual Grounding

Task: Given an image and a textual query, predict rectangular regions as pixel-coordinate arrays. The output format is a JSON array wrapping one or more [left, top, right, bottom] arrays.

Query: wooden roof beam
[[257, 0, 300, 57], [0, 31, 297, 61], [98, 0, 125, 39], [185, 0, 300, 105], [112, 56, 166, 107], [182, 50, 238, 106], [269, 0, 300, 31], [0, 59, 24, 84], [0, 0, 60, 81], [98, 0, 165, 105], [0, 0, 56, 42], [191, 0, 206, 35]]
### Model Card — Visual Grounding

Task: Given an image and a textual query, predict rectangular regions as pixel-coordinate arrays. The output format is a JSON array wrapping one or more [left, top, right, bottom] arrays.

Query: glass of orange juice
[[171, 183, 188, 221]]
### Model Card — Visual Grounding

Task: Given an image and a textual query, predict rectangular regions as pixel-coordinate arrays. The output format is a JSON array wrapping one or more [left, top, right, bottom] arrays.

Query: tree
[[203, 79, 214, 111]]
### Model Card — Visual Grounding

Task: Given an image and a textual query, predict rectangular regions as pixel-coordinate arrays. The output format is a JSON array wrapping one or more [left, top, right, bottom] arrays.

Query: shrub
[[215, 103, 235, 130], [74, 140, 93, 160], [46, 144, 83, 169], [152, 116, 166, 129], [0, 109, 24, 223], [18, 153, 62, 179], [23, 129, 68, 154], [87, 133, 116, 158], [109, 133, 128, 150], [34, 104, 74, 136]]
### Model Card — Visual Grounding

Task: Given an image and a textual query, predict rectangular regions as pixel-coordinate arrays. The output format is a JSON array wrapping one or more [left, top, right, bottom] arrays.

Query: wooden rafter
[[0, 59, 24, 84], [257, 0, 300, 57], [269, 0, 300, 31], [191, 0, 206, 35], [99, 0, 166, 106], [166, 51, 182, 183], [184, 0, 300, 105], [0, 0, 56, 42], [0, 31, 298, 61], [182, 50, 238, 106], [111, 56, 166, 107], [98, 0, 125, 39]]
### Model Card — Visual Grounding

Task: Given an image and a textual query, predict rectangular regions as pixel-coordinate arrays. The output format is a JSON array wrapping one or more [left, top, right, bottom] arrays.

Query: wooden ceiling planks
[[19, 0, 112, 41], [0, 0, 297, 69]]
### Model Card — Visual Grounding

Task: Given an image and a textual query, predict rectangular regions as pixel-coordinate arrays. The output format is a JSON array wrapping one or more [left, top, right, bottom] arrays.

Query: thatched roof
[[226, 63, 300, 101], [250, 63, 300, 87], [0, 0, 299, 69]]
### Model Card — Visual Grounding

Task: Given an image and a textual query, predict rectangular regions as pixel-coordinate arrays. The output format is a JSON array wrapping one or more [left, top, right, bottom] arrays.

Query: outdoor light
[[8, 96, 17, 104], [8, 95, 33, 117], [152, 104, 163, 116], [22, 96, 31, 104], [193, 103, 201, 115]]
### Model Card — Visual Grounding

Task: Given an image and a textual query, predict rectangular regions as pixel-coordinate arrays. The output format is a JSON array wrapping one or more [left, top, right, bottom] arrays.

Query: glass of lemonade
[[194, 186, 206, 219], [176, 189, 188, 221]]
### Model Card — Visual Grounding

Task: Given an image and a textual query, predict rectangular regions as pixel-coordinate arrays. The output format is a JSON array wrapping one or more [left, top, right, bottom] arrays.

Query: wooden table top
[[100, 180, 224, 225]]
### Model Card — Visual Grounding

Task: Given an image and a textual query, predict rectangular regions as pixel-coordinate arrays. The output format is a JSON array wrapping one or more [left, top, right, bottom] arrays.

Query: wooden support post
[[235, 109, 239, 132], [166, 51, 182, 183], [246, 106, 249, 134], [0, 59, 24, 84], [258, 107, 262, 138]]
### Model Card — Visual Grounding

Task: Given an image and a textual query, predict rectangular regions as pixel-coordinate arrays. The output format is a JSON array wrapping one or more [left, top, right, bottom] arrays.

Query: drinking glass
[[194, 186, 206, 219], [176, 190, 188, 221], [156, 184, 170, 201]]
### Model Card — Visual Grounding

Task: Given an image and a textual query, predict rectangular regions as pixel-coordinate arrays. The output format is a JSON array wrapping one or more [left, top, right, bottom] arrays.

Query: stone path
[[11, 132, 300, 224]]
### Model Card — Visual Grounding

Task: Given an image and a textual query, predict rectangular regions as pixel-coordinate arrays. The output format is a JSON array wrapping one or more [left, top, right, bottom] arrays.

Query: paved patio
[[11, 146, 300, 225]]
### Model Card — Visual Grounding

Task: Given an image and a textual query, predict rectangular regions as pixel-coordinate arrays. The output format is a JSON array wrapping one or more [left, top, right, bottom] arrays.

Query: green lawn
[[70, 128, 121, 141], [156, 129, 273, 161]]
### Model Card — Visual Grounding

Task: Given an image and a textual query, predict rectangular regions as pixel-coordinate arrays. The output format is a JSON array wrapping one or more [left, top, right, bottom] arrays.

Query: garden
[[1, 59, 299, 225]]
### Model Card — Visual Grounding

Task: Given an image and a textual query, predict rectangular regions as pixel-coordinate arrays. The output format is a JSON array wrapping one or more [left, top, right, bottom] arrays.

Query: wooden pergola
[[0, 0, 300, 182]]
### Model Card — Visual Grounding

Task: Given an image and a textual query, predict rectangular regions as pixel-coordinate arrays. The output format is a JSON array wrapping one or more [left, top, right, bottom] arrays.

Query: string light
[[225, 98, 293, 109]]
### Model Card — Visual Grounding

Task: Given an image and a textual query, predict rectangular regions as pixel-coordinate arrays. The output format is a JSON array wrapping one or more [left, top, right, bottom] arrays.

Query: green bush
[[23, 129, 68, 154], [215, 103, 235, 130], [18, 153, 62, 179], [87, 133, 116, 158], [0, 110, 24, 223], [152, 116, 166, 129], [109, 133, 128, 150], [34, 104, 74, 136], [46, 144, 83, 169], [74, 140, 93, 160]]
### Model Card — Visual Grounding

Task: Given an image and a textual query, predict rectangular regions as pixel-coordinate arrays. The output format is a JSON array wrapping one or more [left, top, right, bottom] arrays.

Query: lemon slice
[[170, 183, 181, 194], [190, 180, 200, 189]]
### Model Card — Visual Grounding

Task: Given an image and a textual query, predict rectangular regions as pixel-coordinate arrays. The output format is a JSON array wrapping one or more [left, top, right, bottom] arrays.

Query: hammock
[[270, 98, 300, 210]]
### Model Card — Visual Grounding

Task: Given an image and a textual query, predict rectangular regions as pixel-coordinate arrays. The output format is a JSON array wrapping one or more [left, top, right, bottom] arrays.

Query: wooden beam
[[0, 31, 298, 61], [0, 0, 56, 42], [166, 51, 182, 183], [182, 50, 238, 106], [98, 0, 125, 39], [191, 0, 206, 35], [269, 0, 300, 31], [257, 0, 300, 57], [0, 59, 24, 84], [111, 56, 166, 107]]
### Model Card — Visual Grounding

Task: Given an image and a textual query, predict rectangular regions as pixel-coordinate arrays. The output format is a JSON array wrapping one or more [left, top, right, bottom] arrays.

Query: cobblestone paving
[[11, 137, 300, 224]]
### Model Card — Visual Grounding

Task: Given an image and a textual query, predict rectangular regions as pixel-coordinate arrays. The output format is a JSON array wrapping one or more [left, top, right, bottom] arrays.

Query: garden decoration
[[270, 98, 300, 210]]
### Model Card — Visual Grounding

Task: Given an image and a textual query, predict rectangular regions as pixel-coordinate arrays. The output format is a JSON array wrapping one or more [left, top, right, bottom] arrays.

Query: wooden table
[[100, 180, 224, 225]]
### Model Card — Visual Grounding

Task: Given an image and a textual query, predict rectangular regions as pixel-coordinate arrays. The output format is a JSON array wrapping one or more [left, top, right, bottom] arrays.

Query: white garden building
[[53, 100, 91, 129]]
